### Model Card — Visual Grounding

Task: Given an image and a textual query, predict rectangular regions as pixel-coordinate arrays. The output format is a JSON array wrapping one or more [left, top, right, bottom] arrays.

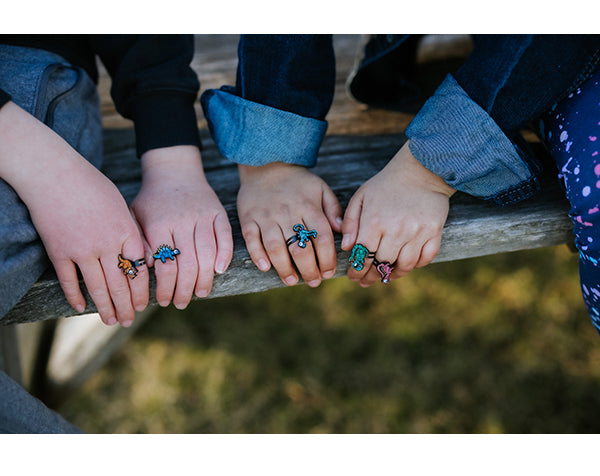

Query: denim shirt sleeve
[[406, 74, 539, 205], [201, 86, 328, 167]]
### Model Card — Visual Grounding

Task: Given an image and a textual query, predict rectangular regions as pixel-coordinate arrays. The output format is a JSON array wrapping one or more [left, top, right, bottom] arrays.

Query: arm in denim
[[201, 35, 335, 167], [407, 35, 600, 206], [405, 74, 538, 205]]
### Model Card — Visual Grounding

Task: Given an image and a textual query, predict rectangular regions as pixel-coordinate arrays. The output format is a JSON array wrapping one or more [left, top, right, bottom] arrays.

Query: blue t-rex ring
[[286, 223, 318, 248]]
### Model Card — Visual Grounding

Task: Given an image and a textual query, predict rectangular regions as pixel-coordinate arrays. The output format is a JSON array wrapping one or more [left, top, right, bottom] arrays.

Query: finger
[[360, 237, 400, 286], [322, 186, 343, 234], [241, 220, 271, 272], [394, 241, 421, 276], [169, 228, 198, 307], [78, 258, 117, 326], [416, 236, 442, 268], [101, 253, 136, 326], [307, 215, 337, 280], [341, 191, 364, 250], [214, 211, 233, 275], [121, 239, 150, 313], [151, 240, 178, 307], [192, 223, 216, 300], [286, 222, 322, 288], [262, 224, 298, 286], [54, 258, 86, 313], [130, 207, 155, 268]]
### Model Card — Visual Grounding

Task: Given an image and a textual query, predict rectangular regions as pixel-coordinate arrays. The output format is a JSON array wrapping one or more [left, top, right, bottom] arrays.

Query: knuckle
[[263, 238, 285, 253]]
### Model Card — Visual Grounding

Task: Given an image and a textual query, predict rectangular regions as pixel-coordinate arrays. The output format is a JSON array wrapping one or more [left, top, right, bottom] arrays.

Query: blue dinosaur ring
[[286, 224, 317, 249], [152, 244, 181, 263]]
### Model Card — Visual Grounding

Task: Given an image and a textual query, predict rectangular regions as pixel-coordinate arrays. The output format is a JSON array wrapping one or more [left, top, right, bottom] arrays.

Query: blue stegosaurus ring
[[153, 244, 181, 263]]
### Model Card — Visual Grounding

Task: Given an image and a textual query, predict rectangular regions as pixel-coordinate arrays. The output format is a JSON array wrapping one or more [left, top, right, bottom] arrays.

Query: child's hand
[[131, 145, 233, 309], [0, 102, 148, 326], [237, 162, 342, 287], [342, 140, 455, 286]]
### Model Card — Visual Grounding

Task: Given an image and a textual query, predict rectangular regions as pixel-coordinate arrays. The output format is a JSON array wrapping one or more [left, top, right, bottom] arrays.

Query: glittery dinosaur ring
[[373, 259, 395, 284], [348, 243, 376, 271], [152, 244, 181, 263], [118, 254, 146, 280], [286, 224, 318, 249]]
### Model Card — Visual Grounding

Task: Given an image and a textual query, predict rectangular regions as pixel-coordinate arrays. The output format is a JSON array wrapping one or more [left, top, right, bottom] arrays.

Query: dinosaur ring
[[373, 259, 395, 284], [152, 244, 181, 263], [118, 254, 146, 280], [348, 243, 376, 271], [286, 224, 317, 249]]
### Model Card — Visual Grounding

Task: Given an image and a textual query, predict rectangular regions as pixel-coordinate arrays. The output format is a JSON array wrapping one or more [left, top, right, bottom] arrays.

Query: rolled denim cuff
[[406, 74, 536, 202], [201, 88, 327, 167]]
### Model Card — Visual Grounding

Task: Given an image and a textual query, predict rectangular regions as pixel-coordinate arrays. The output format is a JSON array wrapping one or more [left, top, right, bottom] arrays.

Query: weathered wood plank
[[2, 128, 572, 325]]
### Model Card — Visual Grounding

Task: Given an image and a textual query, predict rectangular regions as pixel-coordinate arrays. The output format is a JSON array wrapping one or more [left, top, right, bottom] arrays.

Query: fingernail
[[159, 301, 170, 307], [307, 279, 321, 288], [196, 289, 209, 298], [215, 261, 227, 274], [257, 259, 269, 271], [175, 302, 188, 310], [135, 304, 146, 312], [336, 216, 343, 227], [121, 320, 133, 328], [107, 317, 117, 326], [341, 234, 351, 248], [323, 270, 335, 279], [75, 303, 85, 313], [284, 275, 297, 286]]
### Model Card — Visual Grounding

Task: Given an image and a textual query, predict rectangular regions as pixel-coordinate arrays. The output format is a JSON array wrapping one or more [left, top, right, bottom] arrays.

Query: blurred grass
[[60, 245, 600, 433]]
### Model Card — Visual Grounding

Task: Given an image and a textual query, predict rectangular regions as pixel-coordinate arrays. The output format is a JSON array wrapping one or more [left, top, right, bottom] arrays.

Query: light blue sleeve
[[406, 74, 538, 203], [201, 87, 328, 167]]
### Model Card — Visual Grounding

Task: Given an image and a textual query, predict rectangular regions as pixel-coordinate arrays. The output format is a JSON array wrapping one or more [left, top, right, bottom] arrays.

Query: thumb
[[341, 191, 363, 250]]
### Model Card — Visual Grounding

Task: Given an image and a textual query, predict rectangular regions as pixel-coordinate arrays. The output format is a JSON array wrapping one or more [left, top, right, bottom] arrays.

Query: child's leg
[[0, 370, 82, 433], [541, 69, 600, 334], [0, 45, 102, 318]]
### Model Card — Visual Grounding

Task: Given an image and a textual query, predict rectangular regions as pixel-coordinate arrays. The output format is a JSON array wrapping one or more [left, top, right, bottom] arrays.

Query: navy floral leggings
[[541, 69, 600, 335]]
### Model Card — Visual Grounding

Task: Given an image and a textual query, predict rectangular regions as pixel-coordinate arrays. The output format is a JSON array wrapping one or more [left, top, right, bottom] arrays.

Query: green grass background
[[60, 245, 600, 433]]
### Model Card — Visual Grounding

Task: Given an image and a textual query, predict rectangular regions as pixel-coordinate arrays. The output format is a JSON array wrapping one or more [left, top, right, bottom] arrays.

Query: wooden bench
[[0, 34, 575, 405]]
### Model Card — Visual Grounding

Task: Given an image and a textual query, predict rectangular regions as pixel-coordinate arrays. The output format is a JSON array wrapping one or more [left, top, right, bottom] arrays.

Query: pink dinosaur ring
[[373, 259, 394, 284]]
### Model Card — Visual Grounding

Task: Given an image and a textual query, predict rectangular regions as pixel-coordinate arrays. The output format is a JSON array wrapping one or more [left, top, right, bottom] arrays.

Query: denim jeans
[[201, 34, 335, 167], [0, 44, 100, 433]]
